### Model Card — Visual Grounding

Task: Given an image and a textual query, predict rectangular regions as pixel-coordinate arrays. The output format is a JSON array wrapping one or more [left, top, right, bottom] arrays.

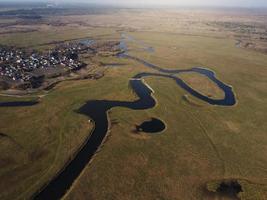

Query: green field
[[0, 26, 119, 50], [1, 15, 267, 200]]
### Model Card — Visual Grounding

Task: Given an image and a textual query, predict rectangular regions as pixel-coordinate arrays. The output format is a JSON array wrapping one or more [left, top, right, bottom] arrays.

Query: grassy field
[[61, 32, 267, 200], [1, 9, 267, 200], [178, 72, 226, 99], [0, 25, 118, 50]]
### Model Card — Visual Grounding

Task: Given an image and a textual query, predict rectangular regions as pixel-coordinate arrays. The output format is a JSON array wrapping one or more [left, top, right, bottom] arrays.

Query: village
[[0, 39, 122, 90]]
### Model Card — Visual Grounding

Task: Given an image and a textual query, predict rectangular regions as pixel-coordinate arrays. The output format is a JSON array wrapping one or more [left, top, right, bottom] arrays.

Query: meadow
[[0, 8, 267, 200], [64, 31, 267, 200]]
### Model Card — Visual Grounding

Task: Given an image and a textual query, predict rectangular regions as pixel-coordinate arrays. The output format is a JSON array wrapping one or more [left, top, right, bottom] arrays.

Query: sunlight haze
[[4, 0, 267, 7]]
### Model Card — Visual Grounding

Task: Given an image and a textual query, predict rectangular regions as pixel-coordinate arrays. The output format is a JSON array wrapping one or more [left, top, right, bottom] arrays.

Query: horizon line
[[0, 1, 267, 9]]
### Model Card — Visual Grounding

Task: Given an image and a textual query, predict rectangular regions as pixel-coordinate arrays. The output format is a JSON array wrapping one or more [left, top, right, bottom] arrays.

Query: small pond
[[136, 118, 166, 133]]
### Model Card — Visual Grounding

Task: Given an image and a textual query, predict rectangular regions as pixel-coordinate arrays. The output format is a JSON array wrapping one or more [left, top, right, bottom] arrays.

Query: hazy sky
[[5, 0, 267, 7], [89, 0, 267, 7]]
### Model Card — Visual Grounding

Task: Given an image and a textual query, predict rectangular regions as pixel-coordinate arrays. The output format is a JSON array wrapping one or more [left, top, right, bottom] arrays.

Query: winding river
[[0, 38, 236, 199], [0, 101, 39, 107], [34, 60, 235, 199]]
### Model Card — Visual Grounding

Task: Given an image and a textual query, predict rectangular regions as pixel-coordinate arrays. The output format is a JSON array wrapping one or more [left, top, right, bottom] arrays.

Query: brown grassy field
[[63, 31, 267, 200], [0, 8, 267, 200], [178, 72, 226, 99]]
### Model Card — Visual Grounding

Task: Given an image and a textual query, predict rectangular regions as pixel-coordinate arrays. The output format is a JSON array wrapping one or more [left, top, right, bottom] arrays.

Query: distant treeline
[[0, 7, 120, 18]]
